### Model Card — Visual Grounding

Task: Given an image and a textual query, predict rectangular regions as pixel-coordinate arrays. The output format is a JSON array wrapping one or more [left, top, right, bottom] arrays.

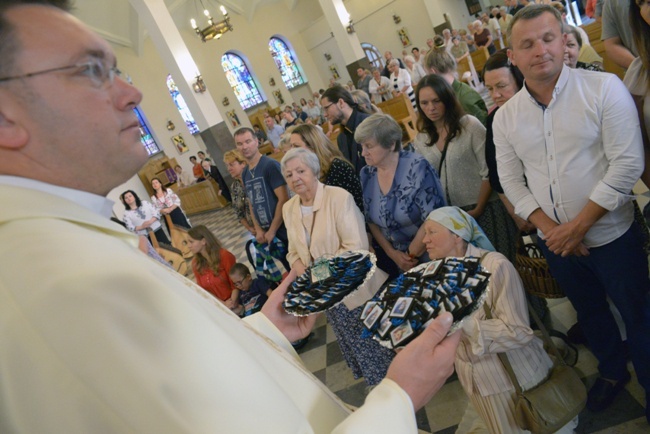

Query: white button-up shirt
[[493, 65, 643, 247]]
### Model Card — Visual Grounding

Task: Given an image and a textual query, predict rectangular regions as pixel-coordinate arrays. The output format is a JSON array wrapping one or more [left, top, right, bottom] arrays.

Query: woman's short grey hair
[[281, 147, 321, 179], [403, 55, 415, 64], [389, 58, 400, 67], [354, 114, 402, 152]]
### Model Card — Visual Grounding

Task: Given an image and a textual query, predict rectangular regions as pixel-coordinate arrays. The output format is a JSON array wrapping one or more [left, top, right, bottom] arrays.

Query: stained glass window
[[268, 37, 305, 89], [221, 52, 265, 110], [134, 106, 162, 156], [362, 42, 384, 69], [166, 75, 200, 134]]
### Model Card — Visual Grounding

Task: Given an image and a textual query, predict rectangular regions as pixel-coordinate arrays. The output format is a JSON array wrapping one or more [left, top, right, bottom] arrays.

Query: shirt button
[[552, 179, 556, 184], [549, 155, 554, 161], [547, 131, 552, 137]]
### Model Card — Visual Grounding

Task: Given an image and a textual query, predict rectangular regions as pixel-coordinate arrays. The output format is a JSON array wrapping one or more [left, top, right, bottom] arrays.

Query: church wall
[[103, 0, 478, 216]]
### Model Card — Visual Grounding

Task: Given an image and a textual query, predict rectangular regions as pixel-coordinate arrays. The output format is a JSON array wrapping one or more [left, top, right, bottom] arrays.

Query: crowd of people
[[2, 0, 650, 432], [212, 1, 650, 431]]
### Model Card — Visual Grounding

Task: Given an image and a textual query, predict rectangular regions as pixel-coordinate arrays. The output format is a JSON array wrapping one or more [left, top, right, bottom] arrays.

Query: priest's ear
[[0, 103, 28, 150]]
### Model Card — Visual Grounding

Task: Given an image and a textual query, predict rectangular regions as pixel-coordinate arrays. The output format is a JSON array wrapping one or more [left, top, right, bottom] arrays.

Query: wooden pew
[[470, 47, 490, 82], [581, 21, 602, 46], [377, 93, 419, 144]]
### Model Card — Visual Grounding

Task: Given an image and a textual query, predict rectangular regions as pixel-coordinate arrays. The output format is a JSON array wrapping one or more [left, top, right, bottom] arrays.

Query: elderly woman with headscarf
[[422, 206, 577, 434], [281, 147, 394, 386], [356, 114, 446, 279]]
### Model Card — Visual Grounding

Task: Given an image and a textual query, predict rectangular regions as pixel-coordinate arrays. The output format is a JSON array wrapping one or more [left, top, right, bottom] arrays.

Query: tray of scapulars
[[283, 250, 377, 316], [360, 257, 491, 349]]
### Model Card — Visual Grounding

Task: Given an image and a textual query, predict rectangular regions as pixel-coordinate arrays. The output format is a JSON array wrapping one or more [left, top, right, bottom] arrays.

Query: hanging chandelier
[[190, 1, 233, 42]]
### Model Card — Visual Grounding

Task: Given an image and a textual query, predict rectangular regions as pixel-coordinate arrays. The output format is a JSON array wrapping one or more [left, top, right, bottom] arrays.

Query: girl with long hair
[[150, 177, 191, 230], [121, 189, 171, 245], [188, 225, 239, 311]]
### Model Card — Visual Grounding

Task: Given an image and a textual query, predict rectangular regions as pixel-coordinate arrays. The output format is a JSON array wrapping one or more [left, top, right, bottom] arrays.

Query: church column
[[422, 0, 451, 31], [317, 0, 370, 82], [129, 0, 233, 179]]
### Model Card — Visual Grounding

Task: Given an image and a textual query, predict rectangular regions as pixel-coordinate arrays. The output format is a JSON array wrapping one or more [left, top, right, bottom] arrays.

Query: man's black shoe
[[587, 373, 631, 412]]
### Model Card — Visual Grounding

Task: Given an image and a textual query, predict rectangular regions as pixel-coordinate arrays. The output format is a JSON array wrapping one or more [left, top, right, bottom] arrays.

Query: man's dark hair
[[0, 1, 72, 78], [234, 126, 255, 139], [229, 263, 251, 278], [321, 85, 357, 108], [190, 156, 197, 162]]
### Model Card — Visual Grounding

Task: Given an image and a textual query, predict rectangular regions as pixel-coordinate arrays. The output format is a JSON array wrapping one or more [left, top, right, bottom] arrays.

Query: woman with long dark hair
[[150, 177, 191, 230], [121, 189, 171, 246], [413, 74, 516, 259]]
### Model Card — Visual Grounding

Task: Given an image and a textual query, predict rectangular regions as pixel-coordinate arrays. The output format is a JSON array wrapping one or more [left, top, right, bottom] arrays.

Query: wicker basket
[[515, 241, 566, 299]]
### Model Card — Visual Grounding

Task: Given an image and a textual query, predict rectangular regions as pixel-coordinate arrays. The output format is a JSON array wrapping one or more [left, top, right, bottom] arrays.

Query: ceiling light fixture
[[190, 1, 233, 42]]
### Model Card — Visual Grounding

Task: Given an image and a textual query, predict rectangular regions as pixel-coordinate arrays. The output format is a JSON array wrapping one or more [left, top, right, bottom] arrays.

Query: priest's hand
[[386, 312, 460, 411], [261, 269, 319, 343]]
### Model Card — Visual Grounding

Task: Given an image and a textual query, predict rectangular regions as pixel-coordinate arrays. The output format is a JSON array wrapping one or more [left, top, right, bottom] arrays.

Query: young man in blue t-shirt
[[235, 127, 290, 271]]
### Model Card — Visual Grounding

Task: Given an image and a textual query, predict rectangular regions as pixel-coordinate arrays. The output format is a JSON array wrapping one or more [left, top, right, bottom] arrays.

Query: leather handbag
[[484, 302, 586, 434]]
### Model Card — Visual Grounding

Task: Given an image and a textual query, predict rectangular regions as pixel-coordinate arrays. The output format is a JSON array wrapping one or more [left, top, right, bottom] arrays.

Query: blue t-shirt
[[242, 155, 287, 232], [240, 278, 270, 316]]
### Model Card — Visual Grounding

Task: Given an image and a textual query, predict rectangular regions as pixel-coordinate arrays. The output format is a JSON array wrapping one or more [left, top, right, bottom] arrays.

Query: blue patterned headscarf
[[426, 206, 495, 251]]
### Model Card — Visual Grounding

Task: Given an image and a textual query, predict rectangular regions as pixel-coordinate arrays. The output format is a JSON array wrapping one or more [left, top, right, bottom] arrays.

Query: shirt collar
[[0, 175, 115, 218], [523, 64, 570, 108]]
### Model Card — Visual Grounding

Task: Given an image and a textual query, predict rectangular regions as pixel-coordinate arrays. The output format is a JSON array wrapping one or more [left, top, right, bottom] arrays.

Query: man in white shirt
[[494, 5, 650, 422], [0, 1, 462, 432]]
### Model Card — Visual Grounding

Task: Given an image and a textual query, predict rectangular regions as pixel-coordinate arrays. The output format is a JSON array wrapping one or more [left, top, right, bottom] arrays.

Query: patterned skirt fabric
[[326, 304, 395, 386]]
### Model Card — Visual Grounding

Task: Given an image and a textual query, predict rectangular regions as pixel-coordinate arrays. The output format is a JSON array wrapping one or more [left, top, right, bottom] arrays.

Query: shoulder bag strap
[[479, 250, 568, 396]]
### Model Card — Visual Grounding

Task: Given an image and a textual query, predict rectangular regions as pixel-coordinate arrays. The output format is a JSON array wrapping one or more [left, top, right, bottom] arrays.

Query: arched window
[[134, 107, 162, 156], [221, 52, 264, 110], [166, 75, 200, 134], [361, 43, 384, 69], [268, 36, 305, 89]]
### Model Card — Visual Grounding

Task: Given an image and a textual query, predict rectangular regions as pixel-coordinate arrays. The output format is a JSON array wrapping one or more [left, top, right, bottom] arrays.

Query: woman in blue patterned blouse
[[355, 114, 446, 278]]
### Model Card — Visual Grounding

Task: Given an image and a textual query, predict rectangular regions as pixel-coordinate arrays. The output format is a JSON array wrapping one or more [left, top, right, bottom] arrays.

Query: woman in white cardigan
[[388, 58, 416, 109], [281, 147, 393, 386]]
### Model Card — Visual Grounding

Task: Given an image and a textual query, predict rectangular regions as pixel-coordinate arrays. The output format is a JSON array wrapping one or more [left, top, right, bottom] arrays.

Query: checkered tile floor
[[188, 205, 648, 433]]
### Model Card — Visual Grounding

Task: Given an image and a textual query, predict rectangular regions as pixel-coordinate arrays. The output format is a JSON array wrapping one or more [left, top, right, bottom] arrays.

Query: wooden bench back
[[470, 47, 490, 79], [377, 93, 418, 144]]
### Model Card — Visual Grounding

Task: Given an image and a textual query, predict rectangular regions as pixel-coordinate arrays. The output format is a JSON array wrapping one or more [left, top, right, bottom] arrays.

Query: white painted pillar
[[129, 0, 224, 131], [317, 0, 365, 65]]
